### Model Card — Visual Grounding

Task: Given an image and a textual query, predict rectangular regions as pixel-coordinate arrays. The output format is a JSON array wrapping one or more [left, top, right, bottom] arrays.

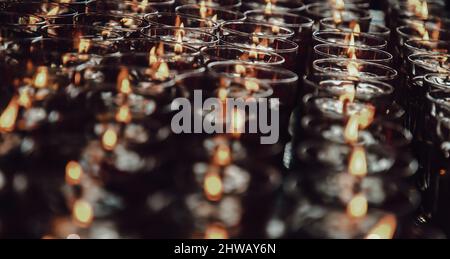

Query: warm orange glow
[[235, 64, 246, 76], [115, 105, 132, 124], [33, 66, 49, 88], [334, 0, 345, 10], [419, 1, 428, 19], [137, 0, 149, 12], [47, 6, 60, 16], [174, 33, 183, 54], [347, 193, 368, 218], [211, 14, 218, 23], [333, 11, 343, 24], [72, 200, 94, 227], [18, 89, 32, 109], [149, 47, 158, 65], [350, 21, 361, 34], [218, 88, 228, 102], [213, 144, 232, 166], [349, 146, 368, 177], [344, 115, 359, 144], [422, 30, 430, 40], [357, 105, 376, 129], [245, 80, 260, 92], [0, 97, 19, 133], [117, 68, 132, 95], [153, 61, 170, 81], [366, 215, 397, 239], [272, 24, 280, 35], [264, 1, 273, 15], [120, 17, 134, 27], [204, 223, 229, 239], [175, 15, 182, 28], [65, 161, 83, 186], [200, 0, 207, 19], [231, 108, 245, 137], [204, 169, 223, 201], [347, 61, 360, 77], [102, 128, 118, 151], [78, 39, 91, 54], [248, 44, 259, 59]]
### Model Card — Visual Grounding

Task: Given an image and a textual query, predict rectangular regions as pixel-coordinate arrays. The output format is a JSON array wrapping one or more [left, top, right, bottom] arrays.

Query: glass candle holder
[[200, 45, 285, 66], [144, 12, 219, 34], [100, 52, 204, 75], [3, 38, 118, 68], [85, 0, 159, 16], [389, 1, 447, 28], [207, 61, 298, 106], [175, 4, 246, 24], [2, 2, 78, 24], [312, 31, 388, 50], [242, 0, 306, 13], [0, 11, 46, 31], [312, 58, 398, 83], [395, 25, 450, 52], [313, 44, 393, 65], [111, 38, 199, 55], [404, 39, 450, 57], [220, 21, 295, 40], [319, 17, 391, 41], [175, 0, 242, 10], [220, 34, 298, 71], [304, 0, 370, 9], [407, 53, 450, 77], [303, 74, 395, 105], [300, 116, 412, 149], [305, 3, 372, 24], [73, 13, 150, 38], [141, 27, 219, 49], [0, 25, 42, 43], [244, 10, 314, 72], [40, 24, 124, 41]]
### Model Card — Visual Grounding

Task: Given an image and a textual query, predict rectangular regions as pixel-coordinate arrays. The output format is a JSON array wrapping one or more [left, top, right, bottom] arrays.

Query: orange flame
[[334, 0, 345, 10], [78, 39, 91, 54], [349, 146, 368, 177], [102, 128, 118, 151], [65, 161, 83, 186], [347, 193, 368, 218], [153, 60, 170, 81], [205, 223, 229, 239], [213, 144, 232, 166], [366, 215, 397, 239], [344, 115, 359, 144], [204, 169, 223, 201], [245, 80, 260, 92], [235, 64, 246, 76], [33, 66, 49, 88], [357, 104, 376, 129], [0, 97, 19, 133], [347, 61, 360, 77], [47, 6, 60, 16], [115, 105, 132, 124], [18, 89, 32, 109], [264, 1, 273, 15], [117, 68, 132, 95], [72, 200, 94, 228]]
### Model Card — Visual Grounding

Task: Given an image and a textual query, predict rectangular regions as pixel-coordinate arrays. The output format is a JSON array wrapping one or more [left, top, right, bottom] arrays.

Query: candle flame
[[102, 128, 118, 151], [347, 61, 360, 77], [344, 114, 359, 144], [200, 0, 207, 19], [347, 193, 368, 218], [0, 97, 19, 133], [175, 32, 184, 54], [419, 1, 428, 20], [334, 0, 345, 10], [33, 67, 49, 88], [350, 21, 361, 34], [120, 18, 134, 27], [47, 6, 60, 16], [204, 169, 223, 201], [349, 146, 368, 177], [18, 89, 32, 109], [366, 215, 397, 239], [245, 80, 260, 92], [272, 25, 280, 35], [117, 68, 132, 95], [218, 87, 228, 102], [235, 64, 246, 76], [333, 11, 343, 24], [231, 108, 245, 137], [205, 223, 229, 239], [78, 39, 91, 54], [432, 21, 442, 41], [357, 104, 375, 129], [213, 144, 232, 166], [65, 161, 83, 186], [72, 200, 94, 228], [115, 105, 132, 124], [152, 61, 170, 81], [264, 1, 273, 15]]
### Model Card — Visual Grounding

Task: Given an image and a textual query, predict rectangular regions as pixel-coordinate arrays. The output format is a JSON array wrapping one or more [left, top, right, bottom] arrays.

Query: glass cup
[[144, 12, 219, 34], [175, 4, 246, 24], [86, 0, 159, 16], [220, 21, 295, 40], [141, 27, 219, 49], [175, 0, 242, 10], [200, 45, 285, 66], [313, 44, 393, 65], [40, 24, 124, 41], [312, 31, 388, 50], [2, 2, 78, 24]]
